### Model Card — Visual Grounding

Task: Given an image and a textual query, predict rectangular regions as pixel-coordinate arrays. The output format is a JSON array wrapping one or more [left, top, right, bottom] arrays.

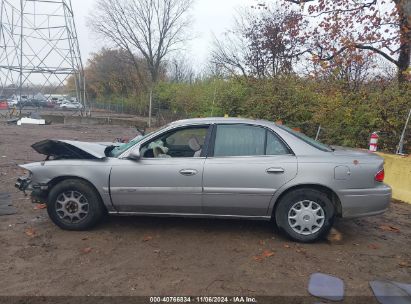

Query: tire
[[275, 188, 335, 243], [47, 179, 105, 230]]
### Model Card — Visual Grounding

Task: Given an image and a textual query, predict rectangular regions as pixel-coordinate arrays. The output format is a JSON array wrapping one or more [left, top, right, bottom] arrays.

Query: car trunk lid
[[331, 146, 382, 159]]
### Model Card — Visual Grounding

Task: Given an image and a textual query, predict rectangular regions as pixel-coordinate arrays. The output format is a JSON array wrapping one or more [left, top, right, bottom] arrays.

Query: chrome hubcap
[[56, 191, 89, 224], [288, 200, 325, 235]]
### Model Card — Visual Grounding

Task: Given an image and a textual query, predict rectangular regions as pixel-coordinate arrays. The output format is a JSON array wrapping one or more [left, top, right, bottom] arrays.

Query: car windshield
[[109, 134, 151, 158], [277, 124, 333, 152], [108, 124, 170, 158]]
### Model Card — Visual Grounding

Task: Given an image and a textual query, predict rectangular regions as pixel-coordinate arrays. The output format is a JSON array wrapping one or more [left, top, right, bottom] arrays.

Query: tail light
[[375, 169, 385, 182]]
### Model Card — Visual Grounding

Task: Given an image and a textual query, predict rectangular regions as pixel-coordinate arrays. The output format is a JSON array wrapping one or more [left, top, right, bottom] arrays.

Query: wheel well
[[272, 184, 342, 218], [47, 176, 107, 212]]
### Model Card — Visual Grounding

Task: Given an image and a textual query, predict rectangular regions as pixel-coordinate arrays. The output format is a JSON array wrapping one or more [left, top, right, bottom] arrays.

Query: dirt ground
[[0, 123, 410, 299]]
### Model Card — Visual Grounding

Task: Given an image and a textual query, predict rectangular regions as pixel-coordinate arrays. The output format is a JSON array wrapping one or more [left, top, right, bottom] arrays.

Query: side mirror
[[128, 149, 141, 161]]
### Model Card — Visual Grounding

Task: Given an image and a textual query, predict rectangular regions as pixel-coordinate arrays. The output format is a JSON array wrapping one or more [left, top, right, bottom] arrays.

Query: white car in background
[[7, 99, 18, 107], [60, 101, 83, 110]]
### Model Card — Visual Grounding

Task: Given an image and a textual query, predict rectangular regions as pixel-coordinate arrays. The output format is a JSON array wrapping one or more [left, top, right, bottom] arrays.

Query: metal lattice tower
[[0, 0, 86, 106]]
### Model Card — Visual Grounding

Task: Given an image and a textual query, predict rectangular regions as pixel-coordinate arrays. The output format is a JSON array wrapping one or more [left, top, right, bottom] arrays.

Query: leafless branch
[[318, 44, 399, 66], [88, 0, 193, 84]]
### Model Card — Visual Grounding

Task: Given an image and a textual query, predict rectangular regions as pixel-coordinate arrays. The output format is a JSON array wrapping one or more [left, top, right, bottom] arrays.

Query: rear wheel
[[275, 188, 335, 243], [47, 179, 105, 230]]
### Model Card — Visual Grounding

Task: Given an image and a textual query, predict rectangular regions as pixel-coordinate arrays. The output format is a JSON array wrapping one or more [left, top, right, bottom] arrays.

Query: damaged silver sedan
[[16, 118, 391, 242]]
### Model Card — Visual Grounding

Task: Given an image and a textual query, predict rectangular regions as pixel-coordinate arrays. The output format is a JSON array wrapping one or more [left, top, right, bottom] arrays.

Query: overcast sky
[[71, 0, 255, 71]]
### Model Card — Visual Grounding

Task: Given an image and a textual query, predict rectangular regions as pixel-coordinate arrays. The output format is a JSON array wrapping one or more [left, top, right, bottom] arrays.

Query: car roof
[[170, 117, 277, 127]]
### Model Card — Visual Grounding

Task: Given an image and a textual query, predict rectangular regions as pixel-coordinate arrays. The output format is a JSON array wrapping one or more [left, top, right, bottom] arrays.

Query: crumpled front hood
[[31, 139, 110, 159]]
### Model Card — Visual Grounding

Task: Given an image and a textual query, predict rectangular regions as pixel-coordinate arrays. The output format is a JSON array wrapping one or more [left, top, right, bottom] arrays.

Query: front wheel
[[47, 179, 105, 230], [275, 188, 335, 243]]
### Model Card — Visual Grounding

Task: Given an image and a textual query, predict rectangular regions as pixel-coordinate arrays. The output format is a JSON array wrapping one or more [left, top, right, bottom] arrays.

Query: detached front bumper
[[338, 184, 392, 218]]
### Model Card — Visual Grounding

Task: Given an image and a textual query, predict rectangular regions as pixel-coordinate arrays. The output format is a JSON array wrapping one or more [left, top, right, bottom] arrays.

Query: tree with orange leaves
[[277, 0, 411, 83]]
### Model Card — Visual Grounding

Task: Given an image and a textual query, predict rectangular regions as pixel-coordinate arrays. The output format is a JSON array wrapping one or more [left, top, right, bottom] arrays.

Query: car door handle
[[266, 167, 285, 174], [179, 169, 198, 176]]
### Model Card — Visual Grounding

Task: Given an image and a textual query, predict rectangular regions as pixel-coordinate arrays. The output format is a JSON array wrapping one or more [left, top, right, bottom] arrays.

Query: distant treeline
[[90, 74, 410, 153]]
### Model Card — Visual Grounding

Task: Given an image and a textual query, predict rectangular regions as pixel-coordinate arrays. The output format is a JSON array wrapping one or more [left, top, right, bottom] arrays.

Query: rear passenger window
[[213, 125, 289, 157], [214, 125, 265, 157], [266, 131, 289, 155]]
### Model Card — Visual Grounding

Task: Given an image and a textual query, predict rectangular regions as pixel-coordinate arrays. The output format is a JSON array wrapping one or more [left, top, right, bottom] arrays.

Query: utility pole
[[148, 87, 153, 128], [315, 125, 322, 141], [397, 108, 411, 155], [19, 0, 23, 108]]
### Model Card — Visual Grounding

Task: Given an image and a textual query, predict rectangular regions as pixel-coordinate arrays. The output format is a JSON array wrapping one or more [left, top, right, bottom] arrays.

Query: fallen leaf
[[253, 255, 264, 262], [283, 244, 291, 249], [262, 249, 275, 258], [398, 261, 410, 268], [82, 247, 93, 254], [259, 240, 265, 246], [296, 248, 307, 254], [379, 225, 400, 233], [33, 203, 47, 210], [142, 235, 153, 242], [253, 250, 274, 262], [327, 228, 343, 242], [25, 227, 36, 237], [368, 243, 380, 250], [154, 249, 160, 254]]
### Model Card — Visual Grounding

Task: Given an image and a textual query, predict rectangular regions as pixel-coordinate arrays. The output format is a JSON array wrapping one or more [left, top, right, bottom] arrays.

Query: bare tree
[[88, 0, 193, 126], [168, 57, 195, 83], [210, 6, 305, 79], [210, 30, 249, 78]]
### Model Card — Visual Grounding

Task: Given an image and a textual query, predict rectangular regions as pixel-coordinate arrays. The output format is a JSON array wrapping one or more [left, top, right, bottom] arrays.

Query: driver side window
[[140, 126, 209, 158]]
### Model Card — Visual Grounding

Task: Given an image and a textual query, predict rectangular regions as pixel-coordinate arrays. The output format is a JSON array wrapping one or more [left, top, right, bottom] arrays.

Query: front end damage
[[15, 175, 32, 193], [15, 139, 110, 205], [15, 172, 49, 204]]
